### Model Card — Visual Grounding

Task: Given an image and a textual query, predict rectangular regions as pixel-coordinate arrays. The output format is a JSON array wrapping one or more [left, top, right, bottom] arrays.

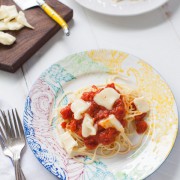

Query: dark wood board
[[0, 0, 73, 73]]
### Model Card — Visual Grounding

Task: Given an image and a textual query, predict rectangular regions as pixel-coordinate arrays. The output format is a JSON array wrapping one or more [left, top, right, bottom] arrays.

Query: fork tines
[[0, 109, 25, 140]]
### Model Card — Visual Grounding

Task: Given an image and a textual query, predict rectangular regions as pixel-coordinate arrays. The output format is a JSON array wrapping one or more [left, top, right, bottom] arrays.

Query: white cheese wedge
[[0, 21, 24, 31], [99, 114, 124, 132], [0, 21, 7, 31], [1, 5, 18, 23], [133, 97, 149, 113], [59, 131, 78, 155], [94, 88, 120, 110], [0, 31, 16, 45], [71, 99, 90, 120], [8, 21, 24, 30], [16, 11, 34, 29], [0, 6, 8, 20], [82, 114, 97, 138]]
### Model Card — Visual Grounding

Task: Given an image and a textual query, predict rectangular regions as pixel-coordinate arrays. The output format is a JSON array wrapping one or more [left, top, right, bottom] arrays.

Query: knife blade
[[13, 0, 70, 36], [13, 0, 38, 10]]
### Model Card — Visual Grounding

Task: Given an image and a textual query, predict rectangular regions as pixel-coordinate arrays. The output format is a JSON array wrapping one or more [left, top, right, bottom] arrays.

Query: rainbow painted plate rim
[[23, 49, 178, 180]]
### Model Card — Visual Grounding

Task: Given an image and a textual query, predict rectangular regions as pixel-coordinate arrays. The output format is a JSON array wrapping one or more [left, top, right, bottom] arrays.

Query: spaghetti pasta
[[56, 83, 149, 163]]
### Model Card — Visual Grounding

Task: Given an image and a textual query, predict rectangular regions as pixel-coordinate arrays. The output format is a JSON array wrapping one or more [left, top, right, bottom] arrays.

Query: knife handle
[[40, 3, 70, 36]]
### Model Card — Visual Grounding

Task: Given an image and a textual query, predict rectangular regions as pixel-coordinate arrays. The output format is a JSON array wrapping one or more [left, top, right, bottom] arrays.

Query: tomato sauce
[[84, 136, 99, 150], [135, 113, 147, 121], [66, 119, 83, 137], [60, 104, 73, 120], [81, 85, 126, 127], [84, 127, 119, 149], [87, 102, 109, 122], [61, 122, 67, 129], [136, 120, 148, 134], [60, 83, 148, 149], [98, 128, 119, 145], [106, 83, 120, 93], [134, 113, 148, 134]]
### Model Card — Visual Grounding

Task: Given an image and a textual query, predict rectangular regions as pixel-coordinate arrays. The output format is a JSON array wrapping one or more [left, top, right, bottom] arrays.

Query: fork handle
[[14, 159, 26, 180], [19, 166, 26, 180]]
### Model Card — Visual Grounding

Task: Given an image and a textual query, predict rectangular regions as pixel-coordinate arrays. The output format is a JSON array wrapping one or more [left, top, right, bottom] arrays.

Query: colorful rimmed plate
[[23, 49, 178, 180], [75, 0, 169, 16]]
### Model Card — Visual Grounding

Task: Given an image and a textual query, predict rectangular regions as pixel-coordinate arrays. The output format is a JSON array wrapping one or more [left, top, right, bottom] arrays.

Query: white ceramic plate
[[24, 49, 178, 179], [75, 0, 169, 16]]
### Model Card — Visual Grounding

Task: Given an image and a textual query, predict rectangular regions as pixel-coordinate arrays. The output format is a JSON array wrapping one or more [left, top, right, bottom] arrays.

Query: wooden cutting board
[[0, 0, 73, 73]]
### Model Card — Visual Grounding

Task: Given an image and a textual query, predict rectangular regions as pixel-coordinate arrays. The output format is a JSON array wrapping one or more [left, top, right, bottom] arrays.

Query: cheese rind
[[16, 11, 34, 29], [59, 131, 78, 155], [133, 97, 149, 113], [82, 114, 97, 138], [94, 88, 120, 110], [99, 114, 124, 132], [71, 99, 90, 120]]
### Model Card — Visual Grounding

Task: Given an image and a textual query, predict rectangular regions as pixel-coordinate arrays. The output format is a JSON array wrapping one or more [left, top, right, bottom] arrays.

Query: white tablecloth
[[0, 0, 180, 179]]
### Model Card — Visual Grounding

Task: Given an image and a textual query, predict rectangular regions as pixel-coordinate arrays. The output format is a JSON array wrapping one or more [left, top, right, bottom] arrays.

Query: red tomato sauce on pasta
[[60, 83, 148, 150]]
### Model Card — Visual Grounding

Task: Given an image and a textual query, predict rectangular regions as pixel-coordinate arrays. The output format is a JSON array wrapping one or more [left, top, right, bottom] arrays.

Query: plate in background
[[75, 0, 169, 16]]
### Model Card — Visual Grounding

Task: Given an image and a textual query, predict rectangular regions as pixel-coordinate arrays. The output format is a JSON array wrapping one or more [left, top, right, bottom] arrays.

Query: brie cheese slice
[[82, 114, 97, 138], [99, 114, 124, 132], [133, 97, 149, 113], [59, 131, 78, 155], [71, 99, 90, 120], [94, 88, 120, 110]]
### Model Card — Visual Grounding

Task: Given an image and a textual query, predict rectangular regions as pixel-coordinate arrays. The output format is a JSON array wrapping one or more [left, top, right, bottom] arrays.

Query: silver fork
[[0, 109, 26, 180]]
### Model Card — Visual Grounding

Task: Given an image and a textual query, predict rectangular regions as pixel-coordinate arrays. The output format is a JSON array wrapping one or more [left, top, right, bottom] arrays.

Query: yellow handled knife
[[13, 0, 70, 36]]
